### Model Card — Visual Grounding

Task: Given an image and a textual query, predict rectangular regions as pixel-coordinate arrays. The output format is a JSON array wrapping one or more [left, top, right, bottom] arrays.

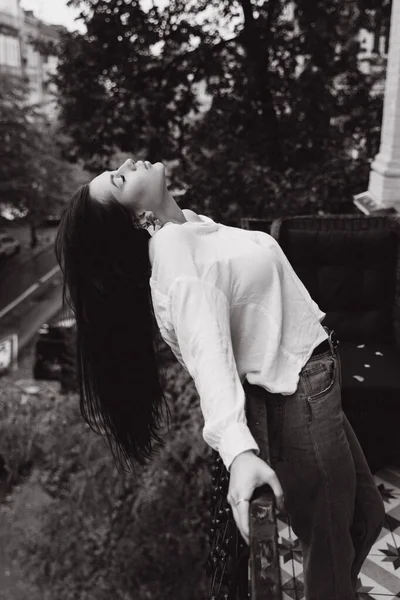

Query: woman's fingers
[[231, 488, 285, 546], [227, 453, 286, 545], [253, 461, 285, 511], [232, 501, 250, 545], [231, 480, 285, 545], [266, 470, 285, 511]]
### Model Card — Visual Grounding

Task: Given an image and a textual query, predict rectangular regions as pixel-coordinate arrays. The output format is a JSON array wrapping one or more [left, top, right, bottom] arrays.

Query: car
[[42, 213, 62, 227], [33, 316, 76, 381], [0, 232, 21, 259]]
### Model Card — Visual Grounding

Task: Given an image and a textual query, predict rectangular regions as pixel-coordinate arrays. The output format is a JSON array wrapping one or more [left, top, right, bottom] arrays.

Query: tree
[[53, 0, 385, 221], [358, 0, 392, 53], [53, 0, 206, 171], [0, 73, 88, 247], [178, 0, 383, 221]]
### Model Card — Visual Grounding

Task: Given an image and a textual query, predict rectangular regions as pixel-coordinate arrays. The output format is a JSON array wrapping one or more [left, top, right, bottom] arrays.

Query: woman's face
[[89, 159, 167, 218]]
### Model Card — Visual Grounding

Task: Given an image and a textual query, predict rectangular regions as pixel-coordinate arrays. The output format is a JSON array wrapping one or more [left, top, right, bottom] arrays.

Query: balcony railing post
[[245, 382, 282, 600]]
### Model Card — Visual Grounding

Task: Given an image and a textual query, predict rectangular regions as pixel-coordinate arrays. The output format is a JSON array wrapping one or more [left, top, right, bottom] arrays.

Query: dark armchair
[[266, 215, 400, 473]]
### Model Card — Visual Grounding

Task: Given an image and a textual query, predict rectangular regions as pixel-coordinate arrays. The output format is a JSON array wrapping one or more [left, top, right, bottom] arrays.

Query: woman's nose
[[116, 159, 136, 176], [123, 158, 136, 170]]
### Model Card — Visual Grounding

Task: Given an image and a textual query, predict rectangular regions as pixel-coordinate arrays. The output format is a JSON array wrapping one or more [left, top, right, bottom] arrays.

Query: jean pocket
[[302, 355, 337, 402]]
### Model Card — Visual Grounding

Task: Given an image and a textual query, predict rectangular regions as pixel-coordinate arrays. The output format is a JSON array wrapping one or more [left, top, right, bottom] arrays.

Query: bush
[[0, 344, 213, 600]]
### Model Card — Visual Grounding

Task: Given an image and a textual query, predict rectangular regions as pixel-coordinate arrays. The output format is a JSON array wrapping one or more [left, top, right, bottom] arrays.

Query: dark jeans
[[243, 335, 386, 600]]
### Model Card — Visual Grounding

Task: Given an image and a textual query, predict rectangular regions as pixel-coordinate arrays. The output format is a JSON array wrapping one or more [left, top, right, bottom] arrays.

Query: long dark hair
[[54, 184, 171, 474]]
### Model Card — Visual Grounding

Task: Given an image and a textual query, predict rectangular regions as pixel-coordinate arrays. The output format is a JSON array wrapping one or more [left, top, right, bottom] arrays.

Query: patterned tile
[[276, 508, 291, 528], [366, 551, 400, 583], [281, 580, 297, 597], [375, 477, 400, 512], [366, 596, 400, 599], [290, 537, 303, 567], [281, 569, 296, 593], [379, 467, 400, 489], [392, 533, 400, 557], [369, 526, 396, 555], [369, 531, 400, 558], [279, 550, 295, 580], [294, 577, 305, 600], [386, 511, 400, 536], [278, 536, 295, 565], [385, 503, 400, 536], [288, 520, 298, 542], [359, 556, 400, 595]]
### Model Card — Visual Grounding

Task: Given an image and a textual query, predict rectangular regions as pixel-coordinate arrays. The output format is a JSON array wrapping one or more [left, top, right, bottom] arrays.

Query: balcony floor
[[277, 464, 400, 599]]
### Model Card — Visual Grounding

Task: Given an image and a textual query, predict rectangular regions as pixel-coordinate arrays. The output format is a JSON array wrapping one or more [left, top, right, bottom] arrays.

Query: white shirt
[[149, 213, 328, 472]]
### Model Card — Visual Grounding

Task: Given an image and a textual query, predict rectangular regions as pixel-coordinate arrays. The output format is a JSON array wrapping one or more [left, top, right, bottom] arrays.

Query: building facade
[[0, 0, 22, 76], [0, 0, 64, 119]]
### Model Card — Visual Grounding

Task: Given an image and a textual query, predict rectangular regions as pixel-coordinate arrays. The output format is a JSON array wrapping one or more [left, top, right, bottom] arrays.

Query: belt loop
[[326, 327, 338, 355]]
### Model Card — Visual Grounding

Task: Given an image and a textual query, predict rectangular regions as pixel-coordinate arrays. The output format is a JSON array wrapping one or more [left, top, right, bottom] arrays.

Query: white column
[[354, 0, 400, 213]]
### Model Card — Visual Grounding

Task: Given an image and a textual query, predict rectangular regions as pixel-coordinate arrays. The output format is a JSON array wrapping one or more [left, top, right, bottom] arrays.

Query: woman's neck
[[153, 189, 187, 225]]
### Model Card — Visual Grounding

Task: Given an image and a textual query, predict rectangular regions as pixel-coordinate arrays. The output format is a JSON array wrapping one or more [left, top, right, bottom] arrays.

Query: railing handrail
[[245, 381, 282, 600]]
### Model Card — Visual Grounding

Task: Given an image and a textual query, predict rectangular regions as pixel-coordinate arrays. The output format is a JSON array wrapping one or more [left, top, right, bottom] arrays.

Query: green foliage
[[184, 149, 370, 226], [55, 0, 206, 170], [0, 73, 88, 232], [0, 345, 212, 600], [0, 74, 40, 209], [54, 0, 386, 217]]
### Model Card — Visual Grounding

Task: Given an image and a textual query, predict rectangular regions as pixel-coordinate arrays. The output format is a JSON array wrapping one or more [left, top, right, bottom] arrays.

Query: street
[[0, 230, 63, 362], [0, 244, 58, 313]]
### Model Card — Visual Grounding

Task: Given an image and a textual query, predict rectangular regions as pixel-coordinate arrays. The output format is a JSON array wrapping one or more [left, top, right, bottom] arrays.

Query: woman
[[55, 158, 385, 599]]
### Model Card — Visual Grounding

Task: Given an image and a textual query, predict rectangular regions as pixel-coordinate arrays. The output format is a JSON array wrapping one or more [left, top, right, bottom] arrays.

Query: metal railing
[[240, 217, 274, 233], [206, 386, 282, 600]]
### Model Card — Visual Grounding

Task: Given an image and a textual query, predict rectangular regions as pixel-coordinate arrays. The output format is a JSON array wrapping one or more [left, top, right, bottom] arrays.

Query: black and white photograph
[[0, 0, 399, 598]]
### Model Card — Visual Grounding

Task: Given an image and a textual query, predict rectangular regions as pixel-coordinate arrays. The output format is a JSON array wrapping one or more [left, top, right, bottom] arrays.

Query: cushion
[[338, 341, 400, 472], [281, 229, 398, 342], [338, 341, 400, 393]]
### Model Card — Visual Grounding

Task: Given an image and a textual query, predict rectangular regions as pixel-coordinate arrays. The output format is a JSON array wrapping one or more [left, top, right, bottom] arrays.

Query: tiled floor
[[276, 464, 400, 599]]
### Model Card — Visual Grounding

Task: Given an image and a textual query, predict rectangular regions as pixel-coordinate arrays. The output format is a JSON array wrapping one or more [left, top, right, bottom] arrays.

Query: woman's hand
[[227, 450, 285, 545]]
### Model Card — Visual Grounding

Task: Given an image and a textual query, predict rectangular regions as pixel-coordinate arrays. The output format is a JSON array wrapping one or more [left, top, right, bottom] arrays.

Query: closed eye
[[110, 173, 126, 188]]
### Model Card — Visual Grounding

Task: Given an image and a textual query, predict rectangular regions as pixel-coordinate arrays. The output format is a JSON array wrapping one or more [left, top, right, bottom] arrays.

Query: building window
[[26, 44, 38, 67], [0, 33, 21, 68]]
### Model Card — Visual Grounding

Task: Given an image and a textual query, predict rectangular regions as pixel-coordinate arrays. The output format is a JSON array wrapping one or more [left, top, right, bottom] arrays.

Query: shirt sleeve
[[167, 276, 260, 472]]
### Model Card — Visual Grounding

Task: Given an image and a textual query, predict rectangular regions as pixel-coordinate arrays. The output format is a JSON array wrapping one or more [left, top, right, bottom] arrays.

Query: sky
[[20, 0, 85, 31], [19, 0, 169, 32], [18, 0, 236, 46]]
